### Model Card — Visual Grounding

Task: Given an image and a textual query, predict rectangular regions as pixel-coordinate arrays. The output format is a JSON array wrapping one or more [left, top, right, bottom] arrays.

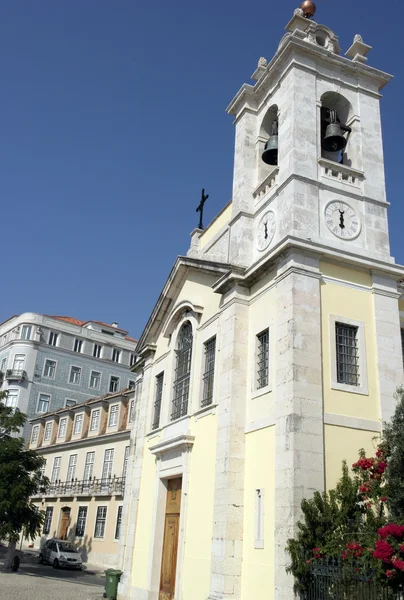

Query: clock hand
[[339, 210, 345, 229], [264, 222, 268, 240]]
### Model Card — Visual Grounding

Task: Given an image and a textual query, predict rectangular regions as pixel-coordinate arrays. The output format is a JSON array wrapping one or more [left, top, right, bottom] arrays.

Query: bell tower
[[226, 3, 392, 270]]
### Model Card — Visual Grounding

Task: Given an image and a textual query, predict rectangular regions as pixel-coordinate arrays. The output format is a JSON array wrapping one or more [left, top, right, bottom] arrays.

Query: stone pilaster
[[207, 285, 249, 600], [372, 274, 403, 424], [274, 251, 325, 600]]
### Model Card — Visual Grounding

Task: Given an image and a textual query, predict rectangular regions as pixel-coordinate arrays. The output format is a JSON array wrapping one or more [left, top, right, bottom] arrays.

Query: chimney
[[112, 322, 118, 328]]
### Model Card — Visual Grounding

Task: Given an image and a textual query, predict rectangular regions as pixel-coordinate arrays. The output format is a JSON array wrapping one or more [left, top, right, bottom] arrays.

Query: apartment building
[[28, 387, 138, 568], [0, 313, 137, 439]]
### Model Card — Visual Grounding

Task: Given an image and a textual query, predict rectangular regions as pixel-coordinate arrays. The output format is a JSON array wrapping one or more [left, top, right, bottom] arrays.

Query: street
[[0, 559, 104, 600]]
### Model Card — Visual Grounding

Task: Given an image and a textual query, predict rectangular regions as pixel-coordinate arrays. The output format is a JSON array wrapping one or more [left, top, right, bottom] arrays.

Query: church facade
[[118, 8, 404, 600]]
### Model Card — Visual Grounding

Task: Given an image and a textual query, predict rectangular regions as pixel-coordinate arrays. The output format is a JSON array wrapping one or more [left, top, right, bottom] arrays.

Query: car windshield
[[57, 542, 77, 553]]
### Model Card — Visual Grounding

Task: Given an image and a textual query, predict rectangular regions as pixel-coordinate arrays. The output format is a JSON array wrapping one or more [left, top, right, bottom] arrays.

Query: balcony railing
[[6, 369, 27, 382], [32, 476, 126, 498]]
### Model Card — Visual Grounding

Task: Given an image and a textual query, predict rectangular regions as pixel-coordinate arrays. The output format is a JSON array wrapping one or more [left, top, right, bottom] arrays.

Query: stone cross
[[196, 188, 209, 230]]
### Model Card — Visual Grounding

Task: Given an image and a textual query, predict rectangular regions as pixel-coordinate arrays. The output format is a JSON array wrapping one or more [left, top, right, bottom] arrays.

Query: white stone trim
[[149, 434, 195, 457], [245, 416, 275, 434], [324, 412, 381, 432], [322, 275, 371, 293], [329, 314, 369, 396], [193, 403, 218, 421]]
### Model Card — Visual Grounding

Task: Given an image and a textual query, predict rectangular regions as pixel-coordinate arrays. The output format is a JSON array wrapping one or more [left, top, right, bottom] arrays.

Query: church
[[117, 4, 404, 599]]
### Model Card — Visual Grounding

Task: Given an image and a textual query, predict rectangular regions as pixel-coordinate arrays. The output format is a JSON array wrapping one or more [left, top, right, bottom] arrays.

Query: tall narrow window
[[66, 454, 77, 481], [202, 337, 216, 407], [43, 359, 56, 378], [76, 506, 88, 537], [93, 344, 102, 358], [94, 506, 107, 538], [130, 353, 135, 367], [21, 325, 32, 340], [58, 418, 67, 438], [128, 398, 135, 423], [172, 321, 193, 421], [90, 371, 101, 389], [48, 331, 59, 346], [73, 339, 83, 353], [31, 425, 39, 444], [102, 449, 114, 482], [0, 357, 7, 373], [51, 457, 61, 483], [109, 376, 119, 393], [256, 329, 269, 390], [112, 349, 121, 363], [115, 506, 123, 539], [83, 452, 95, 481], [44, 421, 52, 442], [43, 507, 53, 535], [69, 366, 81, 385], [336, 323, 359, 386], [152, 373, 164, 430], [123, 446, 130, 479], [13, 354, 25, 372], [73, 413, 83, 435], [5, 389, 19, 409], [90, 409, 100, 431], [37, 394, 50, 414], [108, 404, 119, 427]]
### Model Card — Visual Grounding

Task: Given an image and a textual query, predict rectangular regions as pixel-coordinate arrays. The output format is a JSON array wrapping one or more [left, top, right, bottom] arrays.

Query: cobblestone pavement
[[0, 563, 104, 600]]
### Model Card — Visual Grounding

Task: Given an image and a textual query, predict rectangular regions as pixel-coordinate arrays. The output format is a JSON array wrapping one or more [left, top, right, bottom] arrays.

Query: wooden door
[[58, 508, 71, 540], [159, 478, 182, 600]]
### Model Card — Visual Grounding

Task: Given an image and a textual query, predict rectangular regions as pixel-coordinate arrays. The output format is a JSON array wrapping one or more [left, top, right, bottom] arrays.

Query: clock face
[[256, 210, 276, 252], [324, 201, 360, 240]]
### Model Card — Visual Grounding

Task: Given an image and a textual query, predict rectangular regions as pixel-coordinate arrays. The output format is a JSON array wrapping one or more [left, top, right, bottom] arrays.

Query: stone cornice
[[149, 434, 195, 457], [34, 429, 130, 455]]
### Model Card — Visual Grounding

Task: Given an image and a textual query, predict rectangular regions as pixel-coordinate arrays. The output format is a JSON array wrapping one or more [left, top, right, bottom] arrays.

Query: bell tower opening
[[320, 91, 356, 168], [258, 104, 279, 184]]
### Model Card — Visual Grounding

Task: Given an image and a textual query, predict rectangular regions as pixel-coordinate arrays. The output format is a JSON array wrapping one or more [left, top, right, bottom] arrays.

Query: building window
[[73, 339, 83, 353], [13, 354, 26, 371], [65, 399, 76, 408], [254, 488, 265, 549], [44, 421, 52, 442], [5, 389, 19, 409], [202, 337, 216, 407], [58, 418, 67, 438], [336, 323, 359, 386], [123, 446, 130, 479], [0, 357, 7, 373], [152, 373, 164, 430], [172, 321, 193, 421], [102, 449, 114, 481], [128, 379, 136, 390], [43, 359, 56, 379], [43, 507, 53, 535], [89, 371, 101, 389], [37, 394, 50, 414], [66, 454, 77, 481], [31, 425, 39, 444], [83, 452, 95, 481], [73, 414, 83, 435], [94, 506, 107, 538], [130, 353, 135, 367], [69, 366, 82, 385], [108, 404, 119, 427], [90, 409, 100, 431], [93, 344, 102, 358], [48, 331, 59, 346], [39, 459, 46, 478], [115, 506, 123, 539], [128, 398, 135, 423], [112, 349, 121, 363], [76, 506, 87, 537], [109, 376, 119, 393], [256, 329, 269, 390], [51, 457, 61, 483], [21, 325, 32, 340]]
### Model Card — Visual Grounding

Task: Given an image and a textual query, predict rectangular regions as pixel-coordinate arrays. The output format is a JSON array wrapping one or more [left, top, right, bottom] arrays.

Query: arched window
[[171, 321, 193, 421]]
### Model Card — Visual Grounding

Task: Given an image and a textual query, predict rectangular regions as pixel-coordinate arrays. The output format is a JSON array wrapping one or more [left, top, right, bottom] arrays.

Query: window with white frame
[[115, 506, 123, 539], [73, 414, 83, 435], [254, 488, 265, 549], [31, 425, 39, 444], [256, 329, 269, 390], [90, 409, 100, 431], [83, 451, 95, 481], [5, 389, 19, 409], [93, 344, 102, 358], [94, 506, 107, 538], [39, 458, 46, 478], [202, 337, 216, 407], [172, 321, 193, 421], [152, 373, 164, 430], [21, 325, 32, 340], [73, 339, 83, 353], [44, 421, 52, 442], [102, 449, 114, 481], [65, 399, 76, 408], [128, 398, 135, 423], [76, 506, 87, 537], [13, 354, 25, 372], [37, 394, 50, 414], [43, 359, 56, 378], [89, 371, 101, 389], [109, 376, 119, 393], [123, 446, 130, 478], [0, 357, 7, 373], [51, 457, 61, 483], [128, 379, 136, 389], [69, 366, 81, 385], [48, 331, 59, 346], [58, 418, 67, 438], [130, 353, 135, 367], [335, 322, 359, 386], [42, 507, 53, 535], [66, 454, 77, 481], [330, 315, 368, 394], [112, 349, 121, 363], [108, 404, 119, 427]]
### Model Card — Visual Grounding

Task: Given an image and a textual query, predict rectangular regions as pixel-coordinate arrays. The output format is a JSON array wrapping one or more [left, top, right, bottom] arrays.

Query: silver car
[[39, 539, 82, 570]]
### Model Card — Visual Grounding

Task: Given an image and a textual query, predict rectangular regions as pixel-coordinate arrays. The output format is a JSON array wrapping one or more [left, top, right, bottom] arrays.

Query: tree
[[0, 392, 48, 568], [382, 386, 404, 521]]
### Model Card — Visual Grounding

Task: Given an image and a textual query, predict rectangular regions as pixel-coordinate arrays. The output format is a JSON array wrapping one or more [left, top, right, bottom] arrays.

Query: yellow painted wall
[[199, 202, 232, 250], [182, 412, 218, 600], [324, 424, 379, 490], [241, 426, 275, 600], [320, 262, 379, 421]]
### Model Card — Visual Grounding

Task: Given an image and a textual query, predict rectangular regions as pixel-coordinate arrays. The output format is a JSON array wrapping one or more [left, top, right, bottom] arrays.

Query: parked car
[[39, 539, 82, 570]]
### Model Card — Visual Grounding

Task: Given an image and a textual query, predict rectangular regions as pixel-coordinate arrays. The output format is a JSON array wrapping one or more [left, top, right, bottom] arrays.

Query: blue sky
[[1, 0, 403, 339]]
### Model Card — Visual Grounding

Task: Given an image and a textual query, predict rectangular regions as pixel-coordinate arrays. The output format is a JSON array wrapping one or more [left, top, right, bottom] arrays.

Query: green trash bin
[[104, 569, 123, 600]]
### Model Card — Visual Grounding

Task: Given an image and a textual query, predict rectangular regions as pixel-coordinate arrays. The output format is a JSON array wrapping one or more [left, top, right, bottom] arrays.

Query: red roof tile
[[48, 315, 137, 343]]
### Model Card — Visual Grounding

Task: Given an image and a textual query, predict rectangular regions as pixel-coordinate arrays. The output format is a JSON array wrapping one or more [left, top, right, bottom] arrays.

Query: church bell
[[322, 109, 347, 153], [261, 120, 279, 166]]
